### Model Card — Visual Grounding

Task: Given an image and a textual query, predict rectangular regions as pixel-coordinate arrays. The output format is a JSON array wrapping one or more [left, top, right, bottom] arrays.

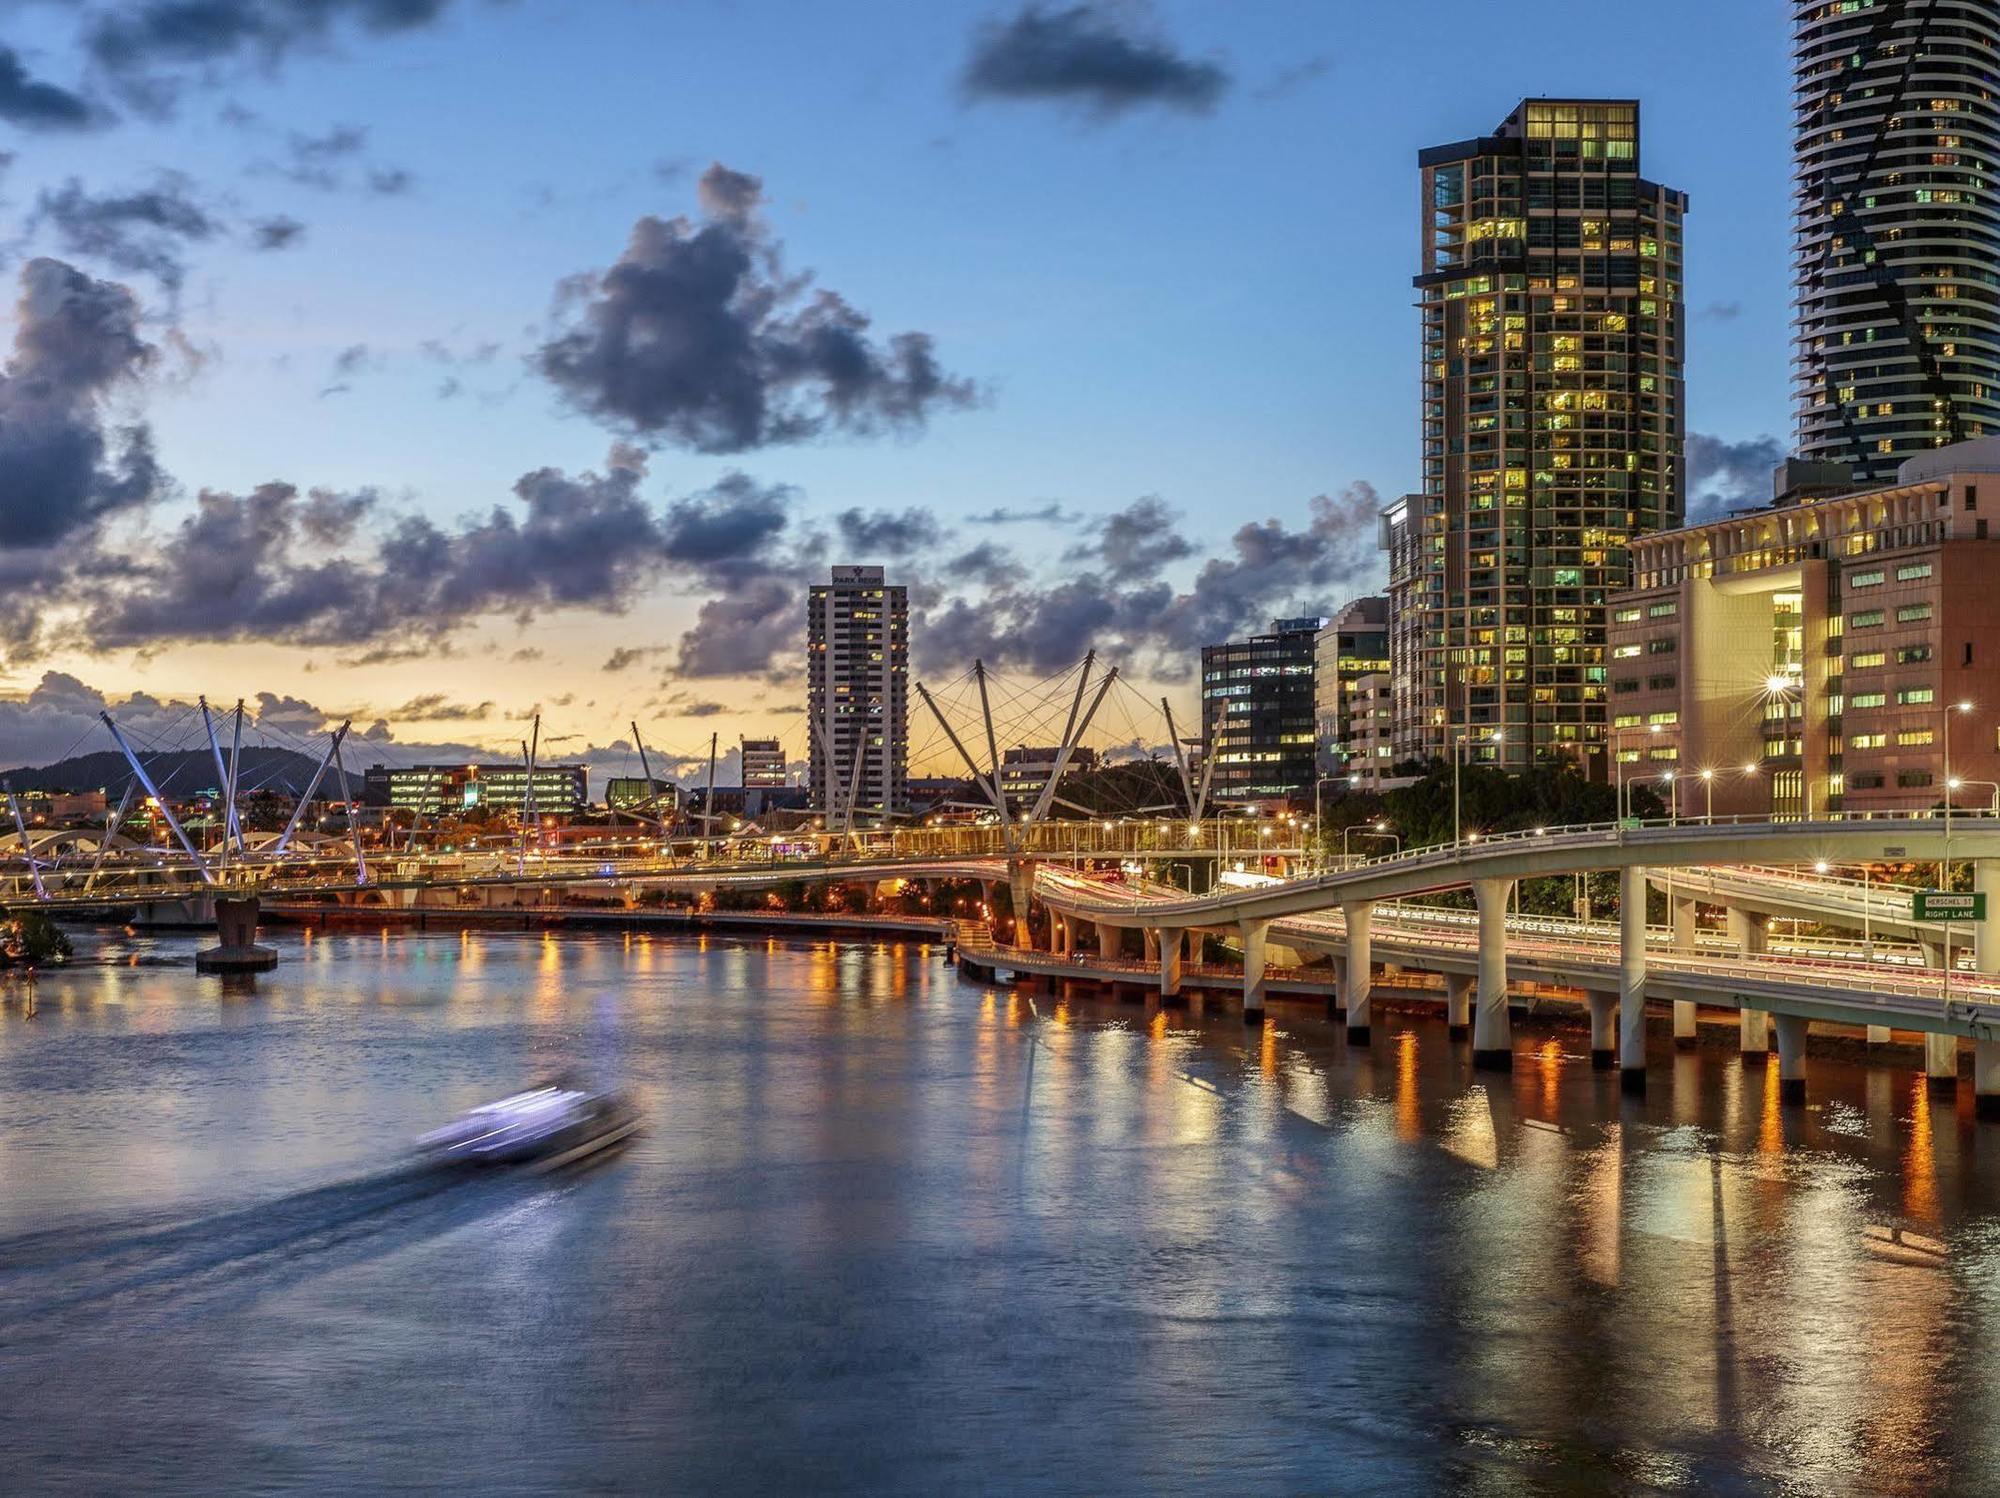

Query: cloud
[[0, 258, 166, 553], [1687, 432, 1783, 523], [968, 499, 1074, 525], [835, 505, 941, 557], [30, 174, 220, 296], [961, 4, 1229, 118], [946, 541, 1024, 590], [388, 694, 493, 721], [1072, 494, 1192, 581], [1700, 301, 1743, 321], [602, 647, 655, 673], [914, 483, 1382, 675], [536, 162, 978, 454], [85, 1, 466, 113], [248, 123, 415, 195], [0, 46, 97, 130], [251, 214, 305, 250]]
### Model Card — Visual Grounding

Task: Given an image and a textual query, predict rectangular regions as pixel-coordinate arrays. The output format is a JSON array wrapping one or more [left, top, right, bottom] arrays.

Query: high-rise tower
[[1393, 100, 1687, 770], [1793, 1, 2000, 484], [807, 565, 908, 824]]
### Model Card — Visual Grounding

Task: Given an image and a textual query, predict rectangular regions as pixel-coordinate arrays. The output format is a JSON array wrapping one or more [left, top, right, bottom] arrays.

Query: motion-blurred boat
[[417, 1082, 639, 1170]]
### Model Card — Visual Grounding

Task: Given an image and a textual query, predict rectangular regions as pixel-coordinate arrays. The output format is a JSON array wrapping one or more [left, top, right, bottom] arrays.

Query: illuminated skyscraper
[[1793, 0, 2000, 482], [1392, 99, 1687, 770], [807, 565, 908, 822]]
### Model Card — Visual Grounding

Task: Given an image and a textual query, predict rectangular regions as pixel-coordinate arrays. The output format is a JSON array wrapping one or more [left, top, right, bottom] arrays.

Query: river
[[1, 925, 1997, 1494]]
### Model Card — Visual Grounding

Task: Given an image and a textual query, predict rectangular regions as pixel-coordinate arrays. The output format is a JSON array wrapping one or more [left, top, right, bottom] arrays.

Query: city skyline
[[0, 1, 1797, 779]]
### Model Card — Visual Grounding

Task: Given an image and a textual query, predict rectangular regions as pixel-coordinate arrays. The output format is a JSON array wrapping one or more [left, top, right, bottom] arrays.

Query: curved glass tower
[[1794, 0, 2000, 483]]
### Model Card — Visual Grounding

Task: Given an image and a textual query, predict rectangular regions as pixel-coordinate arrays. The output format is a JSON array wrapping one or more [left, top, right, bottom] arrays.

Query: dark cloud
[[602, 646, 655, 673], [660, 470, 792, 564], [30, 174, 219, 295], [915, 483, 1382, 675], [251, 214, 305, 250], [251, 123, 413, 195], [1252, 54, 1331, 103], [0, 257, 165, 551], [1074, 494, 1192, 581], [962, 4, 1229, 118], [537, 162, 977, 454], [0, 46, 97, 130], [946, 541, 1024, 591], [968, 499, 1074, 525], [674, 573, 798, 678], [85, 1, 464, 112], [1687, 432, 1784, 523], [835, 505, 941, 557], [1700, 301, 1743, 321], [389, 693, 493, 721], [367, 166, 414, 196]]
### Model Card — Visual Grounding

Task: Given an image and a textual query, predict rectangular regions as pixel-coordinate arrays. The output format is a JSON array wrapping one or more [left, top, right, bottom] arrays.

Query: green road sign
[[1914, 891, 1987, 922], [1618, 817, 1642, 831]]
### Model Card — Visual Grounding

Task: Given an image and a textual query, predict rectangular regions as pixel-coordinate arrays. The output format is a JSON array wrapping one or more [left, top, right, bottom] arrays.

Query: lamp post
[[1659, 769, 1679, 822], [1343, 821, 1400, 866], [1453, 727, 1503, 849], [1612, 722, 1664, 824], [1699, 767, 1715, 823]]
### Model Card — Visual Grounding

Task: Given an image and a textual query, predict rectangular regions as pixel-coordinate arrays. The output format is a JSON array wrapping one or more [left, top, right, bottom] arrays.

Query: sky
[[0, 0, 1800, 785]]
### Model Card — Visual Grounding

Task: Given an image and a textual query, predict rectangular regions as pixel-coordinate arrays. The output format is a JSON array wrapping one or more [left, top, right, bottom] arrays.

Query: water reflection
[[1, 931, 1999, 1491]]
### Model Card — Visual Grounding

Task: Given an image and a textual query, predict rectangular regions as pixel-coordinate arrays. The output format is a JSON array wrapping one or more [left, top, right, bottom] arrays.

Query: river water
[[2, 926, 1998, 1495]]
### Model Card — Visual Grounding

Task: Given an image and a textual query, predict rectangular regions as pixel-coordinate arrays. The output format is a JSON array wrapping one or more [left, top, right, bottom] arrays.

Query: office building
[[741, 738, 787, 789], [1393, 98, 1687, 770], [361, 763, 588, 817], [1793, 1, 2000, 484], [605, 777, 679, 817], [1313, 597, 1391, 776], [1606, 436, 2000, 818], [998, 744, 1100, 812], [807, 565, 908, 822], [1200, 617, 1322, 804]]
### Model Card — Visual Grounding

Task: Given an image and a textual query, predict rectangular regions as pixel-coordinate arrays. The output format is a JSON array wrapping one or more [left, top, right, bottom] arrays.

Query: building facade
[[361, 763, 588, 817], [605, 777, 679, 816], [1394, 98, 1687, 771], [997, 745, 1100, 812], [1606, 438, 2000, 819], [741, 738, 787, 789], [807, 565, 909, 823], [1313, 597, 1392, 777], [1201, 618, 1322, 804], [1792, 0, 2000, 483]]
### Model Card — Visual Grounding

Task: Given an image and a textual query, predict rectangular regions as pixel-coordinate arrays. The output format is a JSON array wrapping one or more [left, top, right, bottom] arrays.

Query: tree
[[1, 910, 71, 967]]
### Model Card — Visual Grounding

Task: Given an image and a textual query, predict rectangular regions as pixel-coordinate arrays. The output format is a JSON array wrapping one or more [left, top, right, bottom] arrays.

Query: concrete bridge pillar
[[1619, 863, 1649, 1093], [1241, 918, 1270, 1026], [1773, 1012, 1809, 1105], [1446, 972, 1472, 1040], [1727, 907, 1771, 1059], [1008, 859, 1039, 950], [1670, 896, 1698, 1047], [1096, 924, 1122, 962], [1472, 877, 1513, 1070], [1342, 901, 1373, 1044], [1155, 928, 1182, 999], [1922, 919, 1958, 1090], [195, 894, 278, 974], [1971, 860, 2000, 1119], [1579, 990, 1613, 1070]]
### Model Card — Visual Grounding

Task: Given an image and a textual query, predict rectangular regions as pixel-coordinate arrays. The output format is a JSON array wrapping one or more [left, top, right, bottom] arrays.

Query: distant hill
[[1, 747, 325, 797]]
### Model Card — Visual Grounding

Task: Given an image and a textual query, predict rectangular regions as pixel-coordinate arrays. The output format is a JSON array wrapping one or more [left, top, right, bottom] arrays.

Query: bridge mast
[[199, 697, 232, 869], [275, 721, 350, 854], [83, 780, 138, 894], [328, 731, 369, 885], [517, 715, 540, 874], [914, 680, 1010, 834], [973, 662, 1017, 854], [1025, 665, 1118, 828], [226, 699, 246, 856], [4, 779, 46, 901], [100, 711, 214, 884]]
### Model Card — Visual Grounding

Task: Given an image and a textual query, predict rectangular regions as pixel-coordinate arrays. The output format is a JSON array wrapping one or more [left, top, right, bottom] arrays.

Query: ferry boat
[[418, 1081, 639, 1171]]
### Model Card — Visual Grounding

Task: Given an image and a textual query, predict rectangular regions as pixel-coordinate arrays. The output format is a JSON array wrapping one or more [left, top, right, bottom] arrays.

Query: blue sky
[[0, 0, 1798, 774]]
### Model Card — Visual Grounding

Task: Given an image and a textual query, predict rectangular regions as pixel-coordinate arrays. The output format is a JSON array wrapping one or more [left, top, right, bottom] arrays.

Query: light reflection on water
[[1, 927, 1999, 1493]]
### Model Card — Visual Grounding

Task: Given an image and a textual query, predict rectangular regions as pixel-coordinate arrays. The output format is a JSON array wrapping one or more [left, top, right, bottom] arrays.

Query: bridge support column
[[1975, 861, 2000, 1119], [1241, 918, 1269, 1026], [1446, 972, 1471, 1040], [1867, 1024, 1891, 1046], [195, 894, 278, 974], [1589, 992, 1617, 1070], [1773, 1012, 1809, 1105], [1155, 929, 1182, 1000], [1619, 864, 1648, 1093], [1668, 896, 1697, 1047], [1472, 878, 1512, 1070], [1008, 859, 1038, 950], [1926, 1033, 1959, 1092], [1097, 924, 1122, 962], [1342, 902, 1372, 1044], [1727, 907, 1771, 1059]]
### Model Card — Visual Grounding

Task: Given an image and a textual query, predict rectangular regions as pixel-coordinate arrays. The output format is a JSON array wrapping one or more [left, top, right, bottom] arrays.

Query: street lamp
[[1343, 820, 1400, 866], [1659, 769, 1679, 821], [1613, 722, 1663, 824], [1453, 727, 1503, 849], [1940, 699, 1975, 1018], [1699, 767, 1715, 823], [1949, 776, 2000, 815]]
